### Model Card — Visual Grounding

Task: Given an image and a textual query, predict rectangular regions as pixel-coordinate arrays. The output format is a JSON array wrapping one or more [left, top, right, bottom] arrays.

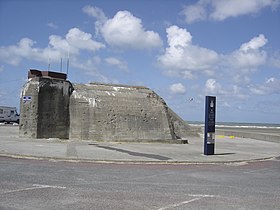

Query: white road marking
[[2, 184, 66, 194], [158, 198, 202, 210], [188, 194, 216, 198], [158, 194, 217, 210], [32, 184, 66, 189]]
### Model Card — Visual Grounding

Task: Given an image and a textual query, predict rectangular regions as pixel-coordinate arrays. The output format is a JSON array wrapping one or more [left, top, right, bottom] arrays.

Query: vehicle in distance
[[0, 106, 20, 124]]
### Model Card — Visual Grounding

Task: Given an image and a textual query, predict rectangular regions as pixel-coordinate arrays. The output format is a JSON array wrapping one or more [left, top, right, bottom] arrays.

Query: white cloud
[[47, 22, 58, 29], [205, 79, 222, 95], [203, 79, 249, 101], [182, 0, 207, 23], [100, 10, 162, 49], [66, 28, 105, 52], [0, 38, 57, 65], [82, 5, 108, 36], [83, 6, 162, 50], [240, 34, 267, 52], [222, 101, 231, 108], [68, 56, 114, 83], [158, 25, 218, 74], [232, 85, 249, 99], [167, 25, 192, 48], [250, 77, 280, 95], [49, 35, 70, 54], [0, 27, 111, 83], [158, 25, 270, 86], [105, 57, 128, 71], [228, 49, 267, 69], [83, 5, 107, 21], [225, 34, 268, 83], [0, 65, 4, 73], [182, 0, 280, 23], [169, 83, 186, 94], [0, 28, 105, 66], [210, 0, 279, 21]]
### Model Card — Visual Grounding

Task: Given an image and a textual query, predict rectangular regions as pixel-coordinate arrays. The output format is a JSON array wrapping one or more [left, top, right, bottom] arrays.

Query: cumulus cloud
[[167, 25, 192, 48], [240, 34, 268, 52], [225, 34, 268, 83], [0, 38, 57, 65], [65, 28, 105, 52], [105, 57, 128, 71], [49, 34, 70, 53], [182, 0, 280, 23], [101, 11, 162, 49], [227, 49, 267, 70], [203, 79, 249, 100], [158, 25, 269, 85], [84, 6, 162, 50], [169, 83, 186, 94], [158, 25, 219, 76], [0, 28, 105, 66], [250, 77, 280, 95]]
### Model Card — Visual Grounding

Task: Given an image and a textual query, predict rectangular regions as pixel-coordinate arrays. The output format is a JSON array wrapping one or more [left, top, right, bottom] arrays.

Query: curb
[[0, 152, 276, 165]]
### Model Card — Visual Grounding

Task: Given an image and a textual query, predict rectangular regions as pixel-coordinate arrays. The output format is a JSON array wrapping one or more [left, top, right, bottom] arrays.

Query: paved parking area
[[1, 125, 279, 163]]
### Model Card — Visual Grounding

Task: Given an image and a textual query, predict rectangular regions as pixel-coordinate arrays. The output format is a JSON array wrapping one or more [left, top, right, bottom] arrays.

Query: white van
[[0, 106, 20, 124]]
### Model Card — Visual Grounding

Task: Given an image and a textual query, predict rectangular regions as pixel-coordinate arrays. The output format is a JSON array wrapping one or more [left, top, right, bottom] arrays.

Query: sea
[[188, 121, 280, 129]]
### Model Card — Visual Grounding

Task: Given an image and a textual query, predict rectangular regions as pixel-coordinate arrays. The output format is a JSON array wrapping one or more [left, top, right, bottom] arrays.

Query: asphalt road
[[1, 157, 279, 210], [217, 126, 280, 135]]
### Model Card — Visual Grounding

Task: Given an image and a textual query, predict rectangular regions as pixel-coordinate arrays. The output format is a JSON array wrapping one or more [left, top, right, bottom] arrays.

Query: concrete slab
[[0, 125, 279, 164]]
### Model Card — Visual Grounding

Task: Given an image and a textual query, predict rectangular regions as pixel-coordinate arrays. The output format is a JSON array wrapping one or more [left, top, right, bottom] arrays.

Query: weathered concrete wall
[[167, 108, 201, 138], [19, 70, 199, 142], [19, 77, 73, 138], [69, 83, 198, 142], [19, 79, 39, 138]]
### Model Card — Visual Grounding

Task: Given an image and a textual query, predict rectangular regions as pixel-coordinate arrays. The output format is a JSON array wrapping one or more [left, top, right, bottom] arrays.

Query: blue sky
[[0, 0, 280, 123]]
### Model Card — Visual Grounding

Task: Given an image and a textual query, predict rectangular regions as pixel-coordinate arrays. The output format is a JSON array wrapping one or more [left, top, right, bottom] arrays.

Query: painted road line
[[158, 194, 217, 210], [217, 135, 225, 138], [188, 194, 217, 198], [158, 198, 201, 210], [1, 184, 66, 194]]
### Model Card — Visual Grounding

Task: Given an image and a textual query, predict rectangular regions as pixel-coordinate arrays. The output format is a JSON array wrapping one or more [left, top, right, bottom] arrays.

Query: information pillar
[[204, 96, 216, 155]]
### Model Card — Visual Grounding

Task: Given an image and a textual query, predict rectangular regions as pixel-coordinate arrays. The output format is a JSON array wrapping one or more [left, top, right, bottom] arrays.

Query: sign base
[[204, 143, 215, 155]]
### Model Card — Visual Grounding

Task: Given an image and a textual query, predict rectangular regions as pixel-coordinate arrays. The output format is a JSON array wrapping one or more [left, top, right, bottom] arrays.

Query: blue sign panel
[[204, 96, 216, 155]]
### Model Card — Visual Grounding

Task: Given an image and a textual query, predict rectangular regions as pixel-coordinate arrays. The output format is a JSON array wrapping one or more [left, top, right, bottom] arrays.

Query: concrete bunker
[[20, 69, 199, 143], [19, 70, 73, 139]]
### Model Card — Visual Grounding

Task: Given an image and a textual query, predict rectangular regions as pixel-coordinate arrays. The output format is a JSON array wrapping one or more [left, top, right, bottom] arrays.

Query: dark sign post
[[204, 96, 216, 155]]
